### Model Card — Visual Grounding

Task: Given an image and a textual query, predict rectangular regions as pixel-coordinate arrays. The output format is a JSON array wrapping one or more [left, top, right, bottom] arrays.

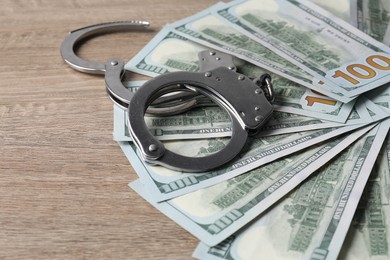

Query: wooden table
[[0, 1, 219, 258]]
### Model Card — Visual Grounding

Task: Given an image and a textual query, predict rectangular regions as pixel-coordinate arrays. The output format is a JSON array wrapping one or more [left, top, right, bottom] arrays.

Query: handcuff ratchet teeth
[[60, 21, 274, 172]]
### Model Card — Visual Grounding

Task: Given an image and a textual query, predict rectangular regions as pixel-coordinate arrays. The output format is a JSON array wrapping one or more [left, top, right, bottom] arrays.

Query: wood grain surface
[[0, 1, 220, 259]]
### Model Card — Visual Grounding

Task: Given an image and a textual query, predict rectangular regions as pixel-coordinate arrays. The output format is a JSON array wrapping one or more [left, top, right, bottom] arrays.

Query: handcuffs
[[60, 21, 274, 172]]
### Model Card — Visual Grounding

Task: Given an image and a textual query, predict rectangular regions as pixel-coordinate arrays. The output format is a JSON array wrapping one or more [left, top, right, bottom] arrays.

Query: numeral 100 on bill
[[330, 54, 390, 87]]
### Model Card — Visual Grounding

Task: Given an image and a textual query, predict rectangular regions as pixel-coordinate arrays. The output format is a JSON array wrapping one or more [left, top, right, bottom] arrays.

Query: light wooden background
[[0, 1, 219, 259]]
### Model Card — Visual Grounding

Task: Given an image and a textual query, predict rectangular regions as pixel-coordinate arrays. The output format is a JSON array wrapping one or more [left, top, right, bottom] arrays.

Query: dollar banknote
[[171, 4, 353, 103], [350, 0, 390, 43], [112, 1, 390, 258], [339, 134, 390, 260], [171, 3, 347, 101], [259, 96, 379, 134], [214, 0, 390, 98], [114, 104, 352, 141], [114, 92, 387, 141], [125, 26, 356, 122], [119, 122, 372, 202], [193, 119, 390, 260], [129, 124, 374, 246]]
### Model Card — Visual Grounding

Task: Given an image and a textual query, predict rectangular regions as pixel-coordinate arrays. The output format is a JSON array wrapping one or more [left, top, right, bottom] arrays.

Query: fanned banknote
[[120, 123, 372, 202], [114, 92, 387, 141], [125, 26, 356, 122], [214, 0, 390, 98], [110, 1, 390, 258], [171, 3, 353, 103], [339, 134, 390, 260], [129, 124, 374, 246], [193, 119, 390, 260]]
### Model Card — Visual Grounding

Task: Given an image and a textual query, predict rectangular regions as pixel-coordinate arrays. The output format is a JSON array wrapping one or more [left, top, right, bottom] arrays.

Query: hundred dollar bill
[[129, 125, 374, 246], [262, 96, 389, 134], [171, 3, 349, 102], [114, 93, 385, 141], [125, 26, 355, 122], [350, 0, 390, 43], [171, 4, 353, 103], [214, 0, 390, 98], [193, 119, 390, 260], [339, 134, 390, 260], [114, 104, 346, 141], [119, 123, 372, 202]]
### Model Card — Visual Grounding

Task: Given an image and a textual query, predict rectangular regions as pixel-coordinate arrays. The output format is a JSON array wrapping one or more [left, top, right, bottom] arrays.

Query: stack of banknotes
[[114, 0, 390, 259]]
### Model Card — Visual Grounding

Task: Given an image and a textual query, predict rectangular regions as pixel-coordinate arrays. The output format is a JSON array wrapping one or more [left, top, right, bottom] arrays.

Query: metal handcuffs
[[60, 21, 274, 172]]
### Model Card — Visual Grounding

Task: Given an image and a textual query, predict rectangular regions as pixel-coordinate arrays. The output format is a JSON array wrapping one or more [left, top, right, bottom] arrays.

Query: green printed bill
[[350, 0, 390, 43], [340, 133, 390, 260], [125, 26, 356, 122], [128, 124, 374, 247], [170, 3, 353, 103], [214, 0, 390, 98], [193, 119, 390, 260], [113, 92, 388, 141], [119, 123, 374, 203]]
